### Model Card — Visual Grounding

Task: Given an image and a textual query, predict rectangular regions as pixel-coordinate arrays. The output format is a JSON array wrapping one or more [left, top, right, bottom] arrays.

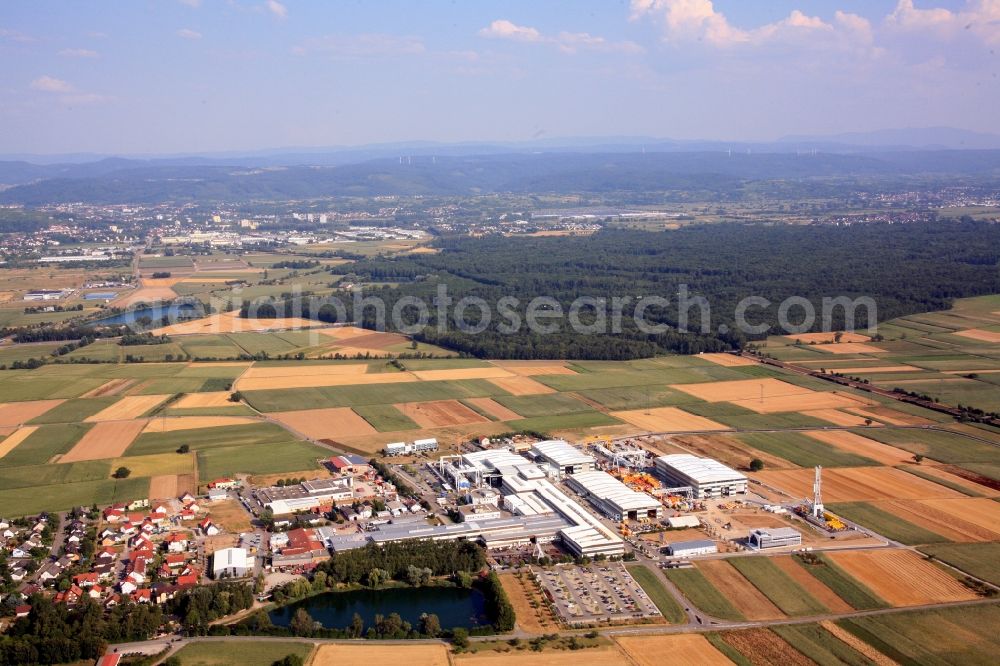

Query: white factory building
[[460, 449, 625, 557], [654, 454, 747, 498], [665, 539, 717, 557], [748, 527, 802, 550], [255, 477, 354, 514], [564, 470, 662, 522], [212, 547, 253, 578], [529, 439, 596, 475], [385, 438, 438, 456]]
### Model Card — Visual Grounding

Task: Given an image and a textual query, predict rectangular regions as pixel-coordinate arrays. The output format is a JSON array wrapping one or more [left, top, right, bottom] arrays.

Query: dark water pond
[[269, 586, 488, 630]]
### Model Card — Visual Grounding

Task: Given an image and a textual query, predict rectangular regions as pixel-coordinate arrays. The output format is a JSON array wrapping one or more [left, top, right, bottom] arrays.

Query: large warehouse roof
[[531, 439, 595, 467], [656, 454, 746, 484], [567, 470, 660, 512]]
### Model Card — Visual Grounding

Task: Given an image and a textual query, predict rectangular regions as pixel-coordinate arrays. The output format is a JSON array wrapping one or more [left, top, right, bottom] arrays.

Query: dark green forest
[[299, 221, 1000, 359]]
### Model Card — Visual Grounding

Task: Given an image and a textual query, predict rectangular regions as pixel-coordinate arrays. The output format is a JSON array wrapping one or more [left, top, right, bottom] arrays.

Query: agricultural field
[[170, 640, 314, 666]]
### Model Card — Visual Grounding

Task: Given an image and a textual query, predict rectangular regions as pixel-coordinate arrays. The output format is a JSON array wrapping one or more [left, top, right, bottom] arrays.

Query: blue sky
[[1, 1, 998, 155]]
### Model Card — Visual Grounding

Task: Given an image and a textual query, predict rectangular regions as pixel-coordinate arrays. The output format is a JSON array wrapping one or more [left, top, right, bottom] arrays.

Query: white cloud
[[0, 27, 34, 43], [293, 34, 425, 58], [30, 76, 74, 93], [630, 0, 885, 52], [885, 0, 1000, 44], [479, 19, 642, 54], [58, 48, 99, 58], [479, 20, 543, 43], [266, 0, 287, 19], [177, 28, 203, 40]]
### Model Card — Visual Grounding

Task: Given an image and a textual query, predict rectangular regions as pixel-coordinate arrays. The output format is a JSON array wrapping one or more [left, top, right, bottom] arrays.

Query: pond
[[91, 302, 202, 327], [268, 586, 488, 630]]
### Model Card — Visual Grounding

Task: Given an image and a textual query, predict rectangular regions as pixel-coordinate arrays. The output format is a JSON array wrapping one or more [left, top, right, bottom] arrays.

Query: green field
[[243, 378, 507, 412], [493, 392, 596, 418], [125, 422, 295, 456], [0, 459, 110, 489], [837, 604, 1000, 665], [727, 557, 830, 616], [578, 384, 697, 410], [734, 431, 878, 468], [919, 543, 1000, 586], [0, 476, 148, 516], [664, 567, 745, 621], [197, 440, 327, 479], [625, 564, 687, 623], [504, 411, 621, 432], [352, 404, 420, 432], [793, 555, 887, 610]]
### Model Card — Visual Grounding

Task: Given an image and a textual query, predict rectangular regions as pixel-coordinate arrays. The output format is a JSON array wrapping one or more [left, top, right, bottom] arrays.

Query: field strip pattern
[[142, 416, 259, 433], [771, 556, 854, 613], [753, 466, 967, 501], [174, 391, 242, 408], [802, 430, 914, 466], [272, 406, 378, 440], [395, 400, 490, 428], [696, 559, 785, 621], [0, 426, 38, 459], [84, 394, 171, 422], [60, 418, 148, 462], [825, 550, 977, 606]]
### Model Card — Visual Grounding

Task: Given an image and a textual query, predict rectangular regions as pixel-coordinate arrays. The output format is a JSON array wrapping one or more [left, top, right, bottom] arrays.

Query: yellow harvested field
[[149, 475, 179, 500], [395, 400, 489, 428], [318, 325, 378, 340], [0, 399, 65, 426], [85, 394, 171, 422], [272, 407, 377, 439], [412, 367, 514, 381], [237, 371, 417, 391], [174, 392, 240, 408], [904, 498, 1000, 540], [142, 416, 258, 433], [114, 285, 177, 307], [0, 426, 38, 459], [312, 644, 450, 666], [464, 397, 523, 421], [616, 634, 732, 666], [497, 573, 557, 633], [697, 559, 785, 620], [731, 391, 865, 414], [152, 311, 321, 335], [803, 409, 873, 426], [206, 498, 253, 533], [826, 550, 976, 606], [876, 499, 999, 542], [491, 361, 578, 376], [612, 407, 727, 432], [803, 430, 914, 466], [61, 419, 147, 462], [813, 342, 888, 354], [454, 647, 628, 666], [953, 328, 1000, 343], [671, 378, 812, 402], [140, 277, 184, 287], [697, 353, 759, 366], [753, 466, 965, 502], [242, 364, 368, 379], [783, 331, 871, 344], [832, 365, 921, 373], [487, 376, 557, 396]]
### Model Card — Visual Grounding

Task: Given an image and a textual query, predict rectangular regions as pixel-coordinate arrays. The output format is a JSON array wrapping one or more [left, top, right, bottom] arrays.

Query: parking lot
[[532, 562, 661, 625]]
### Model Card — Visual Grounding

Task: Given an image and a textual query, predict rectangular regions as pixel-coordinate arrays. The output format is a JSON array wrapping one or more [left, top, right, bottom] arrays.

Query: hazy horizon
[[2, 1, 999, 154]]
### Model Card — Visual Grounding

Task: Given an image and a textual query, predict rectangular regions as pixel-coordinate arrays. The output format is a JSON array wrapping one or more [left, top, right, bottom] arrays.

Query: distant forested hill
[[4, 150, 1000, 204], [304, 221, 1000, 359]]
